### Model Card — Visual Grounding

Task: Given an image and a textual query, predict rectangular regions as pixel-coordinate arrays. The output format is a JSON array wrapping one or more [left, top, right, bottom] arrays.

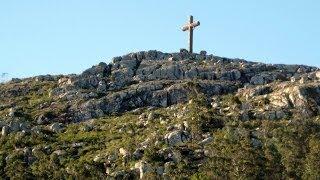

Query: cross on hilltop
[[181, 15, 200, 54]]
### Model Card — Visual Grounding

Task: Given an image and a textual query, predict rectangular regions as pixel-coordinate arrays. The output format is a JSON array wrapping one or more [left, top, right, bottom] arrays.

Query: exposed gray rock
[[34, 75, 55, 82], [8, 107, 16, 117], [81, 124, 93, 132], [1, 126, 10, 136], [299, 76, 308, 84], [199, 136, 213, 145], [8, 50, 316, 123], [93, 154, 105, 163], [9, 121, 20, 132], [49, 123, 64, 133], [37, 114, 50, 125], [147, 112, 155, 121], [52, 150, 67, 156], [250, 75, 266, 85], [133, 148, 144, 160], [19, 122, 30, 133], [164, 130, 190, 146], [134, 161, 153, 179], [81, 62, 110, 78], [10, 78, 22, 83], [97, 80, 107, 94], [119, 148, 130, 157], [251, 138, 262, 148], [0, 121, 5, 129], [156, 166, 164, 176]]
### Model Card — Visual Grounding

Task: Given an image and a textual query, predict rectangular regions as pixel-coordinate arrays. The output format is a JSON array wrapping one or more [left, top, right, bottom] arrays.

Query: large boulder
[[164, 130, 190, 146], [81, 62, 111, 77]]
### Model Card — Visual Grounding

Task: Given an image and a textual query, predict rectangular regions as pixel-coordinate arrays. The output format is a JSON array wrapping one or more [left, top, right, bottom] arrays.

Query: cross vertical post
[[189, 15, 193, 54], [182, 15, 200, 54]]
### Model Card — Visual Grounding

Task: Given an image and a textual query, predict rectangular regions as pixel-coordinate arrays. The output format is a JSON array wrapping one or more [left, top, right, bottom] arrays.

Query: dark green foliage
[[303, 136, 320, 179]]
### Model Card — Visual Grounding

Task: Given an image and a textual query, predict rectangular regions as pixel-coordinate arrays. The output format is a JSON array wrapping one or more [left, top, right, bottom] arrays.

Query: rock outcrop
[[1, 50, 320, 179]]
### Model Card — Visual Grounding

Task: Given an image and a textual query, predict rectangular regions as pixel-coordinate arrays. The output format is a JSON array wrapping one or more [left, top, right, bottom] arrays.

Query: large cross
[[182, 15, 200, 54]]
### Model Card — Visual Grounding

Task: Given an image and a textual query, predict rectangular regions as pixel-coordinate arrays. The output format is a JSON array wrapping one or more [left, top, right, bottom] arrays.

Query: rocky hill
[[1, 50, 320, 179]]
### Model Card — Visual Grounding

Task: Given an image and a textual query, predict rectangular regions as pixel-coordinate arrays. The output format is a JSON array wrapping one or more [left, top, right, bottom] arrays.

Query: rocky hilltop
[[1, 50, 320, 179]]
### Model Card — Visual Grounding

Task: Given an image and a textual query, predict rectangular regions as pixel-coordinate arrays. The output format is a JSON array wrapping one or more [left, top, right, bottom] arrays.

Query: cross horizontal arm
[[182, 25, 189, 31], [190, 21, 200, 28], [181, 21, 200, 31]]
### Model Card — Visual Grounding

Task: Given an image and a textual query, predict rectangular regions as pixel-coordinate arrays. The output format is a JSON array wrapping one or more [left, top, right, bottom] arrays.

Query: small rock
[[81, 124, 93, 132], [49, 123, 64, 133], [168, 57, 177, 61], [112, 56, 122, 63], [199, 137, 213, 145], [133, 148, 144, 160], [200, 50, 207, 56], [97, 80, 107, 93], [119, 148, 130, 157], [110, 170, 127, 179], [9, 121, 20, 132], [147, 112, 155, 121], [166, 125, 175, 131], [132, 108, 143, 114], [52, 150, 66, 156], [71, 142, 84, 148], [8, 108, 16, 117], [0, 121, 5, 129], [297, 67, 306, 73], [19, 122, 30, 133], [231, 69, 241, 80], [24, 147, 33, 155], [171, 150, 182, 163], [250, 75, 265, 85], [134, 161, 153, 179], [299, 76, 308, 84], [93, 154, 105, 163], [180, 48, 189, 54], [11, 78, 22, 83], [37, 114, 50, 125], [156, 166, 164, 176], [31, 126, 43, 134], [176, 123, 185, 131], [1, 126, 10, 136], [211, 102, 219, 109], [139, 113, 146, 121], [251, 138, 262, 148]]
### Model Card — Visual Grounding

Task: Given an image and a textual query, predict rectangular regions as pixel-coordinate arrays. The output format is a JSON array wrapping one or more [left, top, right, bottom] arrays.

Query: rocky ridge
[[1, 50, 320, 179], [3, 49, 319, 123]]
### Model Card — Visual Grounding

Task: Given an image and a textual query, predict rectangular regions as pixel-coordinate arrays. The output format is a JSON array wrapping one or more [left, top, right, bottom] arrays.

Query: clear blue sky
[[1, 0, 319, 78]]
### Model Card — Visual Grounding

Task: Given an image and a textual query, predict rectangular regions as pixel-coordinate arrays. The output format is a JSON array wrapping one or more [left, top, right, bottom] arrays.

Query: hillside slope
[[1, 50, 320, 179]]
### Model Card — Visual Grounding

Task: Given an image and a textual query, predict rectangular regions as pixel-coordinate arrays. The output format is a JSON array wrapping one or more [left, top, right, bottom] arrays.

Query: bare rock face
[[47, 51, 317, 122], [1, 50, 319, 123]]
